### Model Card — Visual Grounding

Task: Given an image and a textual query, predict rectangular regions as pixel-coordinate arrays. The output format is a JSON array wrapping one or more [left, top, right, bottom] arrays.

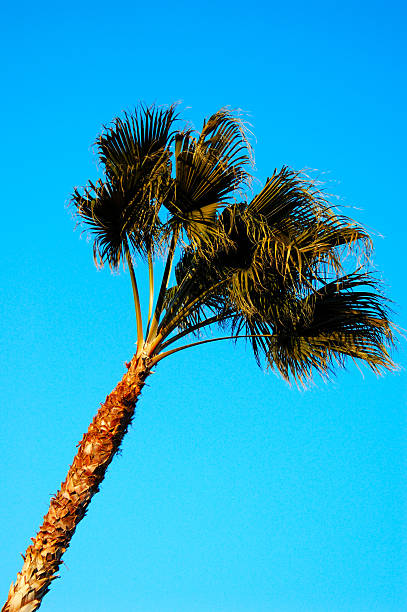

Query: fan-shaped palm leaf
[[98, 103, 178, 181], [166, 109, 253, 251], [231, 271, 395, 383], [71, 104, 178, 267]]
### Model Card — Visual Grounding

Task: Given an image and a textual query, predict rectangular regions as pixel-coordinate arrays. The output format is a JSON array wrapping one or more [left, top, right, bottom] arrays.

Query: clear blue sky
[[1, 1, 406, 610]]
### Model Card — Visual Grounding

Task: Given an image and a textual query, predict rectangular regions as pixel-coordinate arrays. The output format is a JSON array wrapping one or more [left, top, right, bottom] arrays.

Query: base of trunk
[[2, 355, 150, 612]]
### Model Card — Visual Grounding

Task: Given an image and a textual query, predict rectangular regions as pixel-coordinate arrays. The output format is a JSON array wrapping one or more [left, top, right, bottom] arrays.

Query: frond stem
[[157, 313, 233, 353], [146, 230, 179, 345], [145, 250, 155, 337], [150, 333, 273, 366], [125, 244, 144, 356]]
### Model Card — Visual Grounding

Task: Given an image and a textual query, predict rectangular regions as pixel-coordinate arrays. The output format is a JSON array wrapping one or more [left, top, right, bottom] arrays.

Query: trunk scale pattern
[[2, 356, 150, 612]]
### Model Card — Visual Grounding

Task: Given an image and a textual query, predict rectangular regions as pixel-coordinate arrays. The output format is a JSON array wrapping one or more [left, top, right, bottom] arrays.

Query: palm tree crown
[[71, 102, 395, 384]]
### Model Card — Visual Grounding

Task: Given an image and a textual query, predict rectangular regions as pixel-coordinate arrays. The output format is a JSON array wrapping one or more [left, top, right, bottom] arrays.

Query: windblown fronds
[[72, 103, 396, 382]]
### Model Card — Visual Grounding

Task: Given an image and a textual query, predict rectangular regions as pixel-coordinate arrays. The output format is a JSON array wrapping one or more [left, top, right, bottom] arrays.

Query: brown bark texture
[[2, 355, 150, 612]]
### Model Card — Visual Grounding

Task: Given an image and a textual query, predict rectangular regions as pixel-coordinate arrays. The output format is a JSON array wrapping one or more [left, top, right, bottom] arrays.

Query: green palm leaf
[[231, 271, 395, 383], [166, 109, 253, 250], [98, 104, 178, 181], [71, 104, 178, 267]]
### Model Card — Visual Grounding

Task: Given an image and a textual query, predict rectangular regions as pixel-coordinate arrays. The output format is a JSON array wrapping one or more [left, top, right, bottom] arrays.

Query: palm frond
[[166, 109, 253, 250], [71, 180, 128, 268], [201, 167, 373, 314], [98, 103, 178, 180], [249, 167, 371, 264], [71, 104, 178, 267], [233, 271, 396, 384]]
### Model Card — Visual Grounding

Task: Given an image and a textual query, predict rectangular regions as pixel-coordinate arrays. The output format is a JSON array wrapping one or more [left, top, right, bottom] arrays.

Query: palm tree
[[2, 104, 396, 612]]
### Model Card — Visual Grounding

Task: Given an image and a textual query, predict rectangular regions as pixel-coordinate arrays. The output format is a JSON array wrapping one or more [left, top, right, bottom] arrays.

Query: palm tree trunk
[[2, 355, 151, 612]]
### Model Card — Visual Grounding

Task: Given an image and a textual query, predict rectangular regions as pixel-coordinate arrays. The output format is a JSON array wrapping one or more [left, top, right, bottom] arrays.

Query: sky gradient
[[1, 1, 406, 610]]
